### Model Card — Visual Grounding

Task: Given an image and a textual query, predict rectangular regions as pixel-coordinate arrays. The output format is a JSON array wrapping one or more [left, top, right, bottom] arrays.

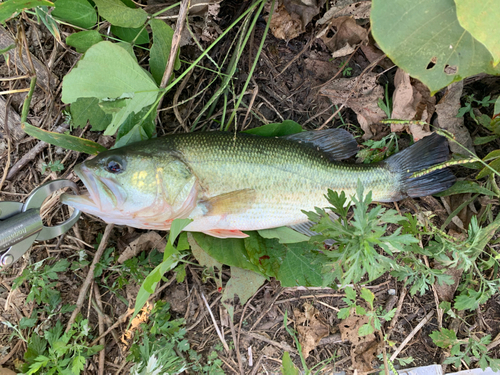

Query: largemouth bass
[[61, 129, 455, 238]]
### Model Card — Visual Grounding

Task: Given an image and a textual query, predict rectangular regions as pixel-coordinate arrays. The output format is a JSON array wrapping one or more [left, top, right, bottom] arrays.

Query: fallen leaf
[[391, 68, 434, 140], [320, 73, 386, 139], [0, 367, 17, 375], [294, 303, 330, 359], [318, 16, 368, 57], [434, 81, 475, 155], [118, 232, 166, 264], [317, 1, 371, 25]]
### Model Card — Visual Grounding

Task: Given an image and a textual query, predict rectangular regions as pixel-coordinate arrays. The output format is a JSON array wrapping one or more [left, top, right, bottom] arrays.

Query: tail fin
[[384, 133, 456, 200]]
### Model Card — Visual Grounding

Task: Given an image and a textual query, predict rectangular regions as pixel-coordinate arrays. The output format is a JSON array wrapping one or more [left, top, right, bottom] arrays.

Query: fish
[[61, 129, 455, 238]]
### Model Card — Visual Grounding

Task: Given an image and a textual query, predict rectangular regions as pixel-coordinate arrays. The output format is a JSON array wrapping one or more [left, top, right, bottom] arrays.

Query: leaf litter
[[1, 0, 500, 374]]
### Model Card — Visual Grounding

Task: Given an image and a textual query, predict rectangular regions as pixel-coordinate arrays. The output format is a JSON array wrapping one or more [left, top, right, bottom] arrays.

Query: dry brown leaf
[[339, 314, 380, 373], [434, 81, 475, 155], [319, 16, 368, 57], [0, 367, 16, 375], [317, 1, 371, 24], [320, 73, 386, 139], [117, 232, 166, 264], [391, 68, 434, 141], [294, 303, 330, 359], [267, 0, 324, 41]]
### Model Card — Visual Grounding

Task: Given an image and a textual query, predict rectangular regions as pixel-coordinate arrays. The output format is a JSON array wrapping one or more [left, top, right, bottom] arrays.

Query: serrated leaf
[[337, 307, 350, 320], [434, 180, 496, 197], [455, 0, 500, 66], [358, 323, 374, 336], [222, 266, 266, 319], [0, 0, 53, 23], [70, 97, 111, 130], [344, 286, 356, 301], [93, 0, 147, 28], [149, 19, 176, 85], [22, 122, 107, 154], [72, 355, 86, 374], [111, 25, 149, 45], [62, 41, 159, 135], [257, 226, 309, 243], [371, 0, 500, 94], [66, 30, 103, 53], [243, 120, 303, 137], [52, 0, 96, 29], [430, 328, 457, 348]]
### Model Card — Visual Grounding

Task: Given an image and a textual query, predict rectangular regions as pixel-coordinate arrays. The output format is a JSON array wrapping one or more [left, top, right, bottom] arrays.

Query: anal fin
[[202, 229, 249, 238]]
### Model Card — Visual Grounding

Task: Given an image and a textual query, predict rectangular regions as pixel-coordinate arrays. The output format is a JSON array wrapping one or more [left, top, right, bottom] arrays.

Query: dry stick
[[6, 122, 70, 180], [423, 255, 443, 328], [242, 331, 298, 354], [0, 96, 12, 191], [385, 285, 407, 338], [66, 224, 114, 331], [390, 310, 434, 362], [201, 292, 230, 352], [229, 314, 244, 375], [172, 68, 194, 131], [160, 0, 190, 90], [93, 283, 106, 375]]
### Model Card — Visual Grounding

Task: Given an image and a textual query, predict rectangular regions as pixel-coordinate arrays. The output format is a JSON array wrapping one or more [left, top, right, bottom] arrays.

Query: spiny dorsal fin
[[282, 128, 358, 161]]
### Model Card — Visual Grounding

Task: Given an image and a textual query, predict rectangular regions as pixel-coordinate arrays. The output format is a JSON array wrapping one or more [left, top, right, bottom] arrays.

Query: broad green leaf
[[474, 135, 498, 145], [93, 0, 147, 28], [189, 232, 262, 274], [164, 218, 192, 261], [111, 25, 149, 45], [434, 180, 496, 197], [189, 233, 223, 271], [66, 30, 103, 53], [22, 123, 107, 155], [52, 0, 96, 29], [244, 234, 284, 278], [344, 286, 356, 301], [371, 0, 500, 94], [281, 352, 299, 375], [70, 97, 111, 130], [257, 226, 309, 243], [243, 120, 303, 137], [337, 307, 350, 320], [455, 0, 500, 66], [358, 323, 374, 337], [222, 266, 266, 319], [277, 243, 326, 287], [149, 19, 175, 85], [0, 0, 53, 23], [62, 41, 159, 136], [495, 96, 500, 115], [113, 123, 148, 148]]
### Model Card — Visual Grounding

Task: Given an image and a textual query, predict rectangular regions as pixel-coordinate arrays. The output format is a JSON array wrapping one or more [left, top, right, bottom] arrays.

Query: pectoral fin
[[202, 229, 249, 238], [202, 189, 256, 216]]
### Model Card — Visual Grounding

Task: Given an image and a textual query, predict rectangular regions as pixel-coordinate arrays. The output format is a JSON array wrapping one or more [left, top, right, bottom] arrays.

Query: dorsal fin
[[282, 128, 358, 161]]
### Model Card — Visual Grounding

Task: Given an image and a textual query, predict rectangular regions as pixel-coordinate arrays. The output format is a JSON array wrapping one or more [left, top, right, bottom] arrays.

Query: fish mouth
[[61, 163, 102, 213]]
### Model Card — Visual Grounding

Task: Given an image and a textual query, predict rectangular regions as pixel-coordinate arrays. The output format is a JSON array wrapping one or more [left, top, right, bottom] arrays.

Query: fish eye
[[105, 158, 125, 174]]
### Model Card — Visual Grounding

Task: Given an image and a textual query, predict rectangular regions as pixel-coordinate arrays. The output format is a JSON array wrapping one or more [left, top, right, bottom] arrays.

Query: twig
[[201, 292, 229, 352], [66, 224, 114, 331], [0, 96, 12, 191], [229, 313, 244, 374], [93, 283, 106, 375], [390, 310, 434, 361], [242, 331, 298, 354], [160, 0, 190, 89], [385, 285, 407, 338]]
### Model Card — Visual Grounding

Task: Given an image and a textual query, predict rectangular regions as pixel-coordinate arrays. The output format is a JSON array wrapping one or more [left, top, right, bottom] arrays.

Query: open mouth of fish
[[61, 164, 103, 212]]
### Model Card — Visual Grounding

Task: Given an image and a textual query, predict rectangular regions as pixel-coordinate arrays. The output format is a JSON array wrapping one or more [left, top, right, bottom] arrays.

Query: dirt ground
[[1, 0, 500, 374]]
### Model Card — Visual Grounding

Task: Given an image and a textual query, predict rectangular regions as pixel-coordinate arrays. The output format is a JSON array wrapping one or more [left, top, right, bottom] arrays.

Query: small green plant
[[339, 60, 353, 77], [377, 83, 392, 118], [430, 328, 500, 371], [457, 94, 496, 122], [357, 132, 399, 163], [12, 259, 71, 312], [338, 287, 396, 337], [41, 160, 64, 174], [22, 317, 103, 375]]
